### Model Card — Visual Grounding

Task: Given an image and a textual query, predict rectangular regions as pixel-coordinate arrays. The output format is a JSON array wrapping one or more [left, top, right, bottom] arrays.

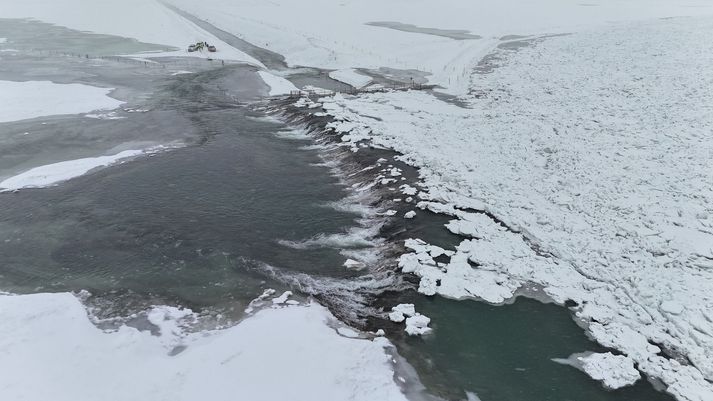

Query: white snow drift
[[0, 80, 123, 123], [0, 292, 409, 401], [316, 15, 713, 401]]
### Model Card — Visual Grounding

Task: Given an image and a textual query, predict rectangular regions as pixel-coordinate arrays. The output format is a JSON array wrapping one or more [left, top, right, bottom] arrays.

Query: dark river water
[[0, 18, 674, 401], [0, 108, 363, 310]]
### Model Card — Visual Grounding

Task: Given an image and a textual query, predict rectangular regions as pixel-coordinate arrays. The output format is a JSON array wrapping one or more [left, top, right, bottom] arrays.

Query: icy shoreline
[[290, 16, 713, 401]]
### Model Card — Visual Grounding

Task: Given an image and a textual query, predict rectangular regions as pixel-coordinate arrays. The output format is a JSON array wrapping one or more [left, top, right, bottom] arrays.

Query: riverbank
[[282, 15, 713, 401]]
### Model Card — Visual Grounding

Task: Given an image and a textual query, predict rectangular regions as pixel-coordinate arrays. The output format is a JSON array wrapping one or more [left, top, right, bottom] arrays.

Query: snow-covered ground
[[579, 353, 642, 390], [164, 0, 713, 94], [1, 0, 260, 64], [315, 15, 713, 401], [553, 351, 642, 390], [0, 80, 124, 123], [0, 292, 408, 401], [0, 80, 171, 190]]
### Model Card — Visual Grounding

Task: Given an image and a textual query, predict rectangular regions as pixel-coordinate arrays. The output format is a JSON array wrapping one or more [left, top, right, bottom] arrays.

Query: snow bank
[[0, 292, 409, 401], [257, 71, 298, 96], [316, 16, 713, 401], [165, 0, 713, 93], [2, 0, 260, 65], [0, 80, 123, 123], [329, 69, 373, 89], [0, 149, 146, 191]]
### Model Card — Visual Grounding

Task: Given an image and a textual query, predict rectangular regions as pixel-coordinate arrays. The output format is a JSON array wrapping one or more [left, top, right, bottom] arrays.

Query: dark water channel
[[0, 86, 368, 322]]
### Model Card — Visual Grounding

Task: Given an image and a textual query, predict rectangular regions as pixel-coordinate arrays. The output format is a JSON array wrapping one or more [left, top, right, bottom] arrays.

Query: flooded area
[[0, 17, 677, 401]]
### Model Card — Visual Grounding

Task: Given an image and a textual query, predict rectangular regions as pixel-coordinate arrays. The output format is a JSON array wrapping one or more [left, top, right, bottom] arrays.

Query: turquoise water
[[382, 293, 672, 401]]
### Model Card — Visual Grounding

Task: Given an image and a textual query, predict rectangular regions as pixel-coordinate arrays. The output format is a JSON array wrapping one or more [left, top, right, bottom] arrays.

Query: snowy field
[[164, 0, 713, 94], [316, 16, 713, 401], [0, 292, 408, 401]]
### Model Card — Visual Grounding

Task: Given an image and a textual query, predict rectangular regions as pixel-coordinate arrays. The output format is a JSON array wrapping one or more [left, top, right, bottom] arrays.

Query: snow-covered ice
[[2, 0, 260, 64], [0, 292, 409, 401], [388, 304, 432, 336], [257, 71, 299, 96], [0, 80, 124, 123], [315, 15, 713, 401], [329, 69, 372, 89], [579, 352, 641, 390], [388, 303, 416, 323], [0, 146, 175, 192], [271, 290, 293, 305], [404, 314, 432, 336]]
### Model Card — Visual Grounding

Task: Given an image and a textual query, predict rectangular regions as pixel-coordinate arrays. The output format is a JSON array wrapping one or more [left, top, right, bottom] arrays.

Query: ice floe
[[554, 352, 641, 390], [329, 69, 373, 89], [271, 290, 293, 305], [388, 304, 432, 336], [0, 80, 124, 123], [0, 146, 175, 192], [257, 71, 299, 96]]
